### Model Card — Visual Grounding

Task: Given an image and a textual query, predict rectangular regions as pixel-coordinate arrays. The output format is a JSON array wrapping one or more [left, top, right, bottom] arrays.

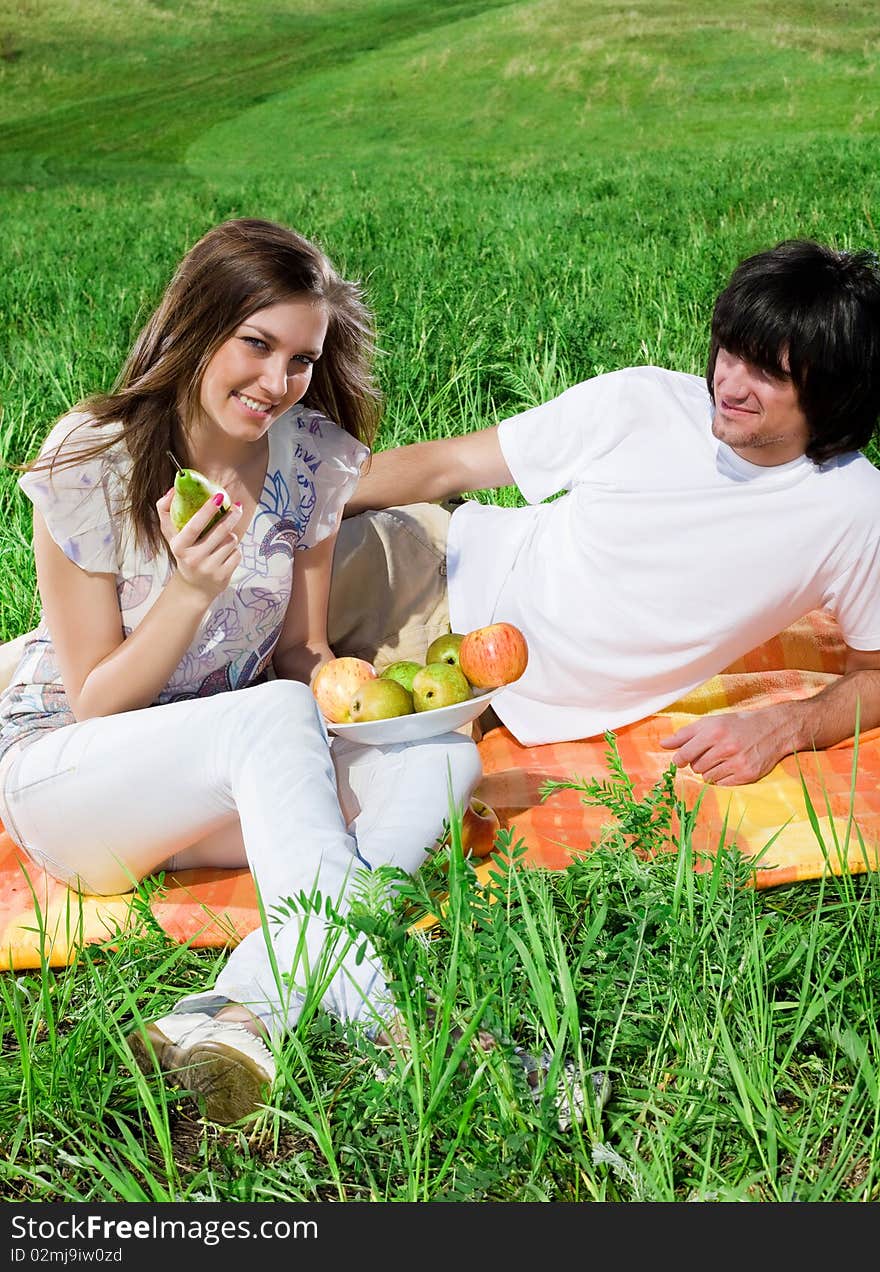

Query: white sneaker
[[127, 1012, 276, 1125]]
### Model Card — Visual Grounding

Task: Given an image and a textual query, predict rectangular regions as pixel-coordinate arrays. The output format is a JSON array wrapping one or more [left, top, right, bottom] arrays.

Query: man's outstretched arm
[[660, 645, 880, 785], [344, 427, 514, 517]]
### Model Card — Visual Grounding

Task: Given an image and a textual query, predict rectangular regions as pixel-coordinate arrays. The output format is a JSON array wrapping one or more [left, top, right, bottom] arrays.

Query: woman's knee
[[239, 678, 324, 729], [401, 733, 482, 801], [442, 734, 483, 798]]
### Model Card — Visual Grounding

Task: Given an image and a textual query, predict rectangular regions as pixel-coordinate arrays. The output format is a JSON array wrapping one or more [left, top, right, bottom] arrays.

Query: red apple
[[460, 796, 501, 858], [313, 657, 377, 723], [436, 796, 502, 870], [458, 622, 529, 690]]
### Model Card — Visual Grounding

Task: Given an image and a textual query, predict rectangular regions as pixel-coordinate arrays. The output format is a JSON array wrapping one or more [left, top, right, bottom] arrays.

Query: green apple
[[412, 662, 471, 712], [348, 677, 414, 722], [380, 660, 423, 694], [425, 631, 465, 668]]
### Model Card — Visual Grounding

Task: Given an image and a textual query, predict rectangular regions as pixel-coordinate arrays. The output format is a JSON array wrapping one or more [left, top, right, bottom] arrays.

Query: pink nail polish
[[213, 492, 225, 506], [234, 500, 242, 509]]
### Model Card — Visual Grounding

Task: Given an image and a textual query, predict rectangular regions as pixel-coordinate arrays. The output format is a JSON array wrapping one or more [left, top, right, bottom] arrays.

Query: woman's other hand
[[157, 488, 244, 602]]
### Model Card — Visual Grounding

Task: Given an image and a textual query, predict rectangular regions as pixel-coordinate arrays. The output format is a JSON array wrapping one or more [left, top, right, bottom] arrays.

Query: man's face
[[711, 347, 810, 466]]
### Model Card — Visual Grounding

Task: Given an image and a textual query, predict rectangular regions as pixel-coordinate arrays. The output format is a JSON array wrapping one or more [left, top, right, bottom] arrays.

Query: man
[[340, 239, 880, 786]]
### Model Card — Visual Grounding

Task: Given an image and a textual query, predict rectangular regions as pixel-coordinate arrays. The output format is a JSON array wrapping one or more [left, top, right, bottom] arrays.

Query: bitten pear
[[170, 466, 232, 536]]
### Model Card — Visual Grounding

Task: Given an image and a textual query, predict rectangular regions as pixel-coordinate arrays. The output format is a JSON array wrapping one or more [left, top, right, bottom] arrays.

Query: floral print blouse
[[0, 405, 368, 766]]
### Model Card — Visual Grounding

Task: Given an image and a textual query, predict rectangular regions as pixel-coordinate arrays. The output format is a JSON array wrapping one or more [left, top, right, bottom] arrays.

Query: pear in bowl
[[349, 678, 414, 722]]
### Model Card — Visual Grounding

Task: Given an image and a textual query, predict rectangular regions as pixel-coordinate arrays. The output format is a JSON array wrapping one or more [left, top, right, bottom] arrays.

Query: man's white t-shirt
[[447, 366, 880, 745]]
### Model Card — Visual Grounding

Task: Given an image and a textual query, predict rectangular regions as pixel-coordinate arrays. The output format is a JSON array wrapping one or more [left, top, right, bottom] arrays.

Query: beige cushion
[[328, 503, 452, 670]]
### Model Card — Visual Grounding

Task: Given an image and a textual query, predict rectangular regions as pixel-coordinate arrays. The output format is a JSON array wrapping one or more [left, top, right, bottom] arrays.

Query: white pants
[[0, 679, 481, 1039]]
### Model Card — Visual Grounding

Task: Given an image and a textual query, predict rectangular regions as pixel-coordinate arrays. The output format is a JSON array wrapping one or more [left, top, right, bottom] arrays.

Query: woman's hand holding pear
[[156, 486, 243, 603]]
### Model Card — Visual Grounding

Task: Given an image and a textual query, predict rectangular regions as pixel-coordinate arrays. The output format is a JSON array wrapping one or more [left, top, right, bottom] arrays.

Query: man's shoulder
[[821, 450, 880, 497], [620, 364, 707, 394], [813, 451, 880, 535], [567, 364, 707, 402], [822, 450, 880, 480], [545, 364, 698, 403]]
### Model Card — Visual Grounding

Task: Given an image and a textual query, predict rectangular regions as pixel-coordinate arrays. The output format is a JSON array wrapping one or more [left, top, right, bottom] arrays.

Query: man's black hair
[[706, 239, 880, 462]]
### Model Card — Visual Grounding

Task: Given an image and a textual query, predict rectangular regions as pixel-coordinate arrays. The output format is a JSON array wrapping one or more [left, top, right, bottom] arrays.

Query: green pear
[[380, 660, 423, 694], [425, 632, 465, 668], [412, 662, 471, 712], [170, 467, 231, 536], [348, 678, 414, 722]]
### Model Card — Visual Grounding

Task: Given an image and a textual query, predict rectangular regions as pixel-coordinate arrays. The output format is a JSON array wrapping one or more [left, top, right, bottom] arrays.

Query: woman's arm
[[35, 490, 244, 720], [343, 426, 513, 517], [272, 529, 338, 686]]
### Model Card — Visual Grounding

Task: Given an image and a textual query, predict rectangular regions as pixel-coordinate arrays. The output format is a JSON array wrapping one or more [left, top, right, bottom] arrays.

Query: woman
[[0, 218, 481, 1124]]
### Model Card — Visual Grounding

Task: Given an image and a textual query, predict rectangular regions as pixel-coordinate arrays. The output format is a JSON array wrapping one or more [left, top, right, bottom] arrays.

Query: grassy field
[[1, 0, 880, 1203]]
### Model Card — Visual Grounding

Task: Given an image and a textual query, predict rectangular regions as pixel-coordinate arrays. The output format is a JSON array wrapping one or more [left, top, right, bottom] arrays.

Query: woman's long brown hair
[[20, 218, 382, 558]]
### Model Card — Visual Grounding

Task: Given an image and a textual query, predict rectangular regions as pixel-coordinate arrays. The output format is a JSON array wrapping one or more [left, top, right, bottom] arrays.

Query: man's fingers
[[698, 759, 732, 784], [669, 735, 716, 769]]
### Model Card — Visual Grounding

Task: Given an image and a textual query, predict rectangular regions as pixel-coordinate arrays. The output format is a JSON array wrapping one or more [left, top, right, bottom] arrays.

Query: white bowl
[[326, 685, 506, 746]]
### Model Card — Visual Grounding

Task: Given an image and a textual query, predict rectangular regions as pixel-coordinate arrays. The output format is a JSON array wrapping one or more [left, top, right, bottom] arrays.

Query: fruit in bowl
[[313, 657, 378, 723], [459, 622, 529, 690], [425, 632, 465, 668], [380, 660, 423, 694], [348, 678, 414, 722], [412, 662, 471, 712]]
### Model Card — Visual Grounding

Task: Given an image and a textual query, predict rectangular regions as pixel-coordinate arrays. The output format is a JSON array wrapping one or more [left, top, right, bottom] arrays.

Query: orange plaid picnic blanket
[[478, 609, 880, 888], [2, 610, 878, 970]]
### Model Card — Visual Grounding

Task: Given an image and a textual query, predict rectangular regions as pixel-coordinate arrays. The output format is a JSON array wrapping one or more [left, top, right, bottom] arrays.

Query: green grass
[[1, 0, 880, 1202], [3, 777, 880, 1202]]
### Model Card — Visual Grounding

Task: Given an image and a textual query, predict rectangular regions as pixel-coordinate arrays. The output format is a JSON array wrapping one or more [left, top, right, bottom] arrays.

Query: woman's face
[[197, 298, 329, 442]]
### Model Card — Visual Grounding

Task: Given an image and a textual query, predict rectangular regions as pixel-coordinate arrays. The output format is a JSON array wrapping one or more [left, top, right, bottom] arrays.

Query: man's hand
[[660, 707, 794, 786], [661, 657, 880, 786]]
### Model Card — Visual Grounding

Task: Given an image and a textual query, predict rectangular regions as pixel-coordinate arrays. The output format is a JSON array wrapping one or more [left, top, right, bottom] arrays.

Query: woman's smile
[[231, 390, 277, 420]]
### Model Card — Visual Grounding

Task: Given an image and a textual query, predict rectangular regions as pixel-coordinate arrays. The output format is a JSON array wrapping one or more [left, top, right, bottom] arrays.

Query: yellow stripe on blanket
[[0, 833, 257, 971]]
